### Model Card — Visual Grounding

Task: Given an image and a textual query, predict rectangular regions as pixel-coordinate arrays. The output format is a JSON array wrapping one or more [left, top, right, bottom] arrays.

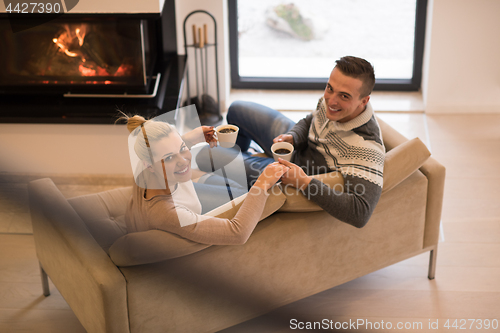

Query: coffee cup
[[271, 142, 294, 162], [215, 124, 239, 148]]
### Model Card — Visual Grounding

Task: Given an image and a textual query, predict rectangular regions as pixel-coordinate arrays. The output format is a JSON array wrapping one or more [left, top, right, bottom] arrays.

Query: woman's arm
[[150, 163, 288, 245], [182, 126, 217, 149]]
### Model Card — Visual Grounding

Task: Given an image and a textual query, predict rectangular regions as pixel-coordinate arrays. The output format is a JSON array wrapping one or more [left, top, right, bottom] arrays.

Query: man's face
[[323, 67, 370, 123]]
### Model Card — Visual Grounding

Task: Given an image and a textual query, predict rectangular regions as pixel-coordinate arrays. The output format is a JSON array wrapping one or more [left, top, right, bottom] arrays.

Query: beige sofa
[[28, 118, 445, 333]]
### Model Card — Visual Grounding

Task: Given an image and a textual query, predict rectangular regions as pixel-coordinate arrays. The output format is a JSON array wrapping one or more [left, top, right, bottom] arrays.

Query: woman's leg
[[227, 101, 296, 156]]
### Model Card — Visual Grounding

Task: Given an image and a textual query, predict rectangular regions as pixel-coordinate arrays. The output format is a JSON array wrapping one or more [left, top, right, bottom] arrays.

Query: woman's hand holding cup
[[202, 126, 218, 148]]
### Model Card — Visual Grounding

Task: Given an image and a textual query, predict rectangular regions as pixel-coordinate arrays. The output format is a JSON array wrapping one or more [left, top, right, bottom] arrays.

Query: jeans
[[197, 101, 296, 188], [193, 174, 247, 214]]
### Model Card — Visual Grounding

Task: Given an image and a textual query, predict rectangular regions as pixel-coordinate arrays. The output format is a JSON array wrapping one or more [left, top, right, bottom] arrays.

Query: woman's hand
[[278, 158, 311, 191], [202, 126, 218, 148], [273, 134, 294, 145], [253, 162, 290, 192]]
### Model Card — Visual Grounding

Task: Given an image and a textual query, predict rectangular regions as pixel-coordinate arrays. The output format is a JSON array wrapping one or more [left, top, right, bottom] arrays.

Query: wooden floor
[[1, 113, 500, 332]]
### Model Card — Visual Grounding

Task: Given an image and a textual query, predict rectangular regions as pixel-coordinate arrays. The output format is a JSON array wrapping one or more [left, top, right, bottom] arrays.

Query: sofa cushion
[[68, 187, 132, 253], [109, 187, 286, 266], [382, 137, 431, 193], [278, 172, 344, 212]]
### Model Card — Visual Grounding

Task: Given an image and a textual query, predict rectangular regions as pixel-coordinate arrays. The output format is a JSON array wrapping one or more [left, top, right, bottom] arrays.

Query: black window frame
[[228, 0, 428, 91]]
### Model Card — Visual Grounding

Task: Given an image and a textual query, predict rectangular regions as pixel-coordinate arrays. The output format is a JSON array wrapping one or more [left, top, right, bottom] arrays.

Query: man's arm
[[303, 175, 382, 228], [288, 113, 313, 150], [278, 158, 382, 228]]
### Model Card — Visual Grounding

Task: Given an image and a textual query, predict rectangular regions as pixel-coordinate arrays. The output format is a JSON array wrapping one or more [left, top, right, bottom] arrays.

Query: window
[[228, 0, 427, 90]]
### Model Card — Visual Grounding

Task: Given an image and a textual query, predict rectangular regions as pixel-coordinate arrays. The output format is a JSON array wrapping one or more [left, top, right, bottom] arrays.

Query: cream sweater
[[125, 181, 269, 245]]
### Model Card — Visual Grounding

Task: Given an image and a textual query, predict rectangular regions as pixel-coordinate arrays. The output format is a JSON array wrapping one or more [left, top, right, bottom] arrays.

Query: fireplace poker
[[199, 27, 206, 99], [192, 25, 200, 105], [204, 24, 209, 97]]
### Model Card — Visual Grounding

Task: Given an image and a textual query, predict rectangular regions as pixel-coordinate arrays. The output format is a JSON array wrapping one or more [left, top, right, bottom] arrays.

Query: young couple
[[124, 56, 385, 246]]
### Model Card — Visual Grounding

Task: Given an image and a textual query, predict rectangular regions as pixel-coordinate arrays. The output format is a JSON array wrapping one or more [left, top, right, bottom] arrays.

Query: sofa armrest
[[419, 157, 446, 248], [28, 178, 129, 333]]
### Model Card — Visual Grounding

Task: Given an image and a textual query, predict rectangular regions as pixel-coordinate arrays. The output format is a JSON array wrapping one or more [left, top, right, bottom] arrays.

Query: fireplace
[[1, 19, 153, 94], [0, 1, 185, 124]]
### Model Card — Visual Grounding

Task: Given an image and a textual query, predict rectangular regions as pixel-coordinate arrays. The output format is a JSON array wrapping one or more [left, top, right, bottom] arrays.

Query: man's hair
[[334, 56, 375, 98]]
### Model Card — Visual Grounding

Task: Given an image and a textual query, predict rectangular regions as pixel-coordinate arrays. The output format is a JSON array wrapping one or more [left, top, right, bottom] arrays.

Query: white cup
[[271, 142, 294, 162], [215, 124, 239, 148]]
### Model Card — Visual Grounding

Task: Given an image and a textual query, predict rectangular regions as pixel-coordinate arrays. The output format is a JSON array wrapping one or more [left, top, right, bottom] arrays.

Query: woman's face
[[150, 132, 192, 185]]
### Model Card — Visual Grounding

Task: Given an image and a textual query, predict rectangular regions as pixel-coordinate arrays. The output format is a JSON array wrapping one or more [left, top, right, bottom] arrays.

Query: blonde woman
[[124, 115, 288, 245]]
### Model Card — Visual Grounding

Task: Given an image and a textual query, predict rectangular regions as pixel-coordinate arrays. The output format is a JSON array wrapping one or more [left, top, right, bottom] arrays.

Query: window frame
[[228, 0, 428, 91]]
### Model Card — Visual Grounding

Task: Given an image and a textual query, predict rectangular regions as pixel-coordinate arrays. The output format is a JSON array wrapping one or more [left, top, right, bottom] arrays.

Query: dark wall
[[160, 0, 177, 56]]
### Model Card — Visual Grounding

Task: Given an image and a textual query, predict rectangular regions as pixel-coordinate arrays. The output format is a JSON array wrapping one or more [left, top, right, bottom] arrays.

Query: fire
[[50, 24, 134, 80], [49, 23, 134, 84], [76, 28, 84, 46], [53, 38, 78, 57], [52, 24, 87, 59], [78, 64, 96, 76], [114, 64, 132, 77]]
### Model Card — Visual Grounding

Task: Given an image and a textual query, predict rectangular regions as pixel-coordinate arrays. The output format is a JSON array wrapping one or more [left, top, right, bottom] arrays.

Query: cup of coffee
[[215, 124, 239, 148], [271, 142, 294, 162]]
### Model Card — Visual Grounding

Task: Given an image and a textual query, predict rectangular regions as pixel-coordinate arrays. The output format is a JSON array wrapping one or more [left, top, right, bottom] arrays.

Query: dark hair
[[335, 56, 375, 97]]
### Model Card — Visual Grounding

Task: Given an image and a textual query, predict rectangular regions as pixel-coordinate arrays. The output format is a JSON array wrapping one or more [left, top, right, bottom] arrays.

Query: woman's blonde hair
[[117, 112, 174, 163]]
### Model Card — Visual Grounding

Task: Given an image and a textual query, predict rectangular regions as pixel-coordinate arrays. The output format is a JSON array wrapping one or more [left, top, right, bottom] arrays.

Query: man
[[200, 56, 385, 228]]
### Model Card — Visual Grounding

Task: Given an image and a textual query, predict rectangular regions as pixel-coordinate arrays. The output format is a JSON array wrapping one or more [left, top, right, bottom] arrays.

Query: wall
[[0, 124, 131, 175], [422, 0, 500, 114]]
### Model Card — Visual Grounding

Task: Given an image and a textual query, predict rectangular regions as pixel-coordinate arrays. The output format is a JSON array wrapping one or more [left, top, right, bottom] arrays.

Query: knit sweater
[[288, 97, 385, 228]]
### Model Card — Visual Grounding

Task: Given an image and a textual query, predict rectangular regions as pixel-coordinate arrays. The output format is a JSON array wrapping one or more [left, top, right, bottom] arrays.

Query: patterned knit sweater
[[288, 97, 385, 228]]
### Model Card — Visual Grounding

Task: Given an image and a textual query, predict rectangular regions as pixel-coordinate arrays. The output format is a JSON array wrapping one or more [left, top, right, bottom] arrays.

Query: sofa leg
[[428, 248, 438, 280], [40, 263, 50, 296]]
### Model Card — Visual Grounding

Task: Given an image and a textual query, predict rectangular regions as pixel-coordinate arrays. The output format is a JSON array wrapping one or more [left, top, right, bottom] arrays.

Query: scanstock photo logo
[[3, 0, 79, 32]]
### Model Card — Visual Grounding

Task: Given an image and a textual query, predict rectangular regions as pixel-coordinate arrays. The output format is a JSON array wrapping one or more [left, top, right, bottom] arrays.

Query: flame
[[50, 23, 134, 82], [114, 64, 131, 76], [76, 28, 84, 46], [53, 24, 87, 59], [79, 64, 96, 76], [53, 38, 78, 57]]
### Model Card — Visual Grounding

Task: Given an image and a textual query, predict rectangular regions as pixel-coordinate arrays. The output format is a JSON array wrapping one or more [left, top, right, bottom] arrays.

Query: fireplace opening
[[0, 18, 155, 94], [0, 0, 184, 124]]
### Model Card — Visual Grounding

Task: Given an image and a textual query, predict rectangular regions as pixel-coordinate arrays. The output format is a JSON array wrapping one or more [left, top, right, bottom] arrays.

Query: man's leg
[[194, 174, 248, 213], [227, 101, 295, 156], [241, 152, 275, 188], [196, 101, 295, 187]]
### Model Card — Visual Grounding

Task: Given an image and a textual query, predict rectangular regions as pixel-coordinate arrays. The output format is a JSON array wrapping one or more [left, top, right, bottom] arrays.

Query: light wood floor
[[1, 113, 500, 332]]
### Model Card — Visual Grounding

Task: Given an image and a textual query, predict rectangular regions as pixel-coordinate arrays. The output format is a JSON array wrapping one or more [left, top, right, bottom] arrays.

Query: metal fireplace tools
[[183, 10, 222, 126]]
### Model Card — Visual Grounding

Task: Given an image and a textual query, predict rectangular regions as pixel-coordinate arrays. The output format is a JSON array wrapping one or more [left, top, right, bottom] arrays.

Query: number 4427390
[[444, 319, 498, 330], [5, 2, 62, 14]]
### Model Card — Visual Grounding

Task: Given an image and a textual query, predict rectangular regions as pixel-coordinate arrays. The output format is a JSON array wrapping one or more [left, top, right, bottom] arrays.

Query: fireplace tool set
[[183, 10, 222, 126]]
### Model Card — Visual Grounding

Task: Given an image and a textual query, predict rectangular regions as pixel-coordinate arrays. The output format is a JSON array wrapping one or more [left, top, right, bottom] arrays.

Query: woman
[[124, 115, 288, 245]]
